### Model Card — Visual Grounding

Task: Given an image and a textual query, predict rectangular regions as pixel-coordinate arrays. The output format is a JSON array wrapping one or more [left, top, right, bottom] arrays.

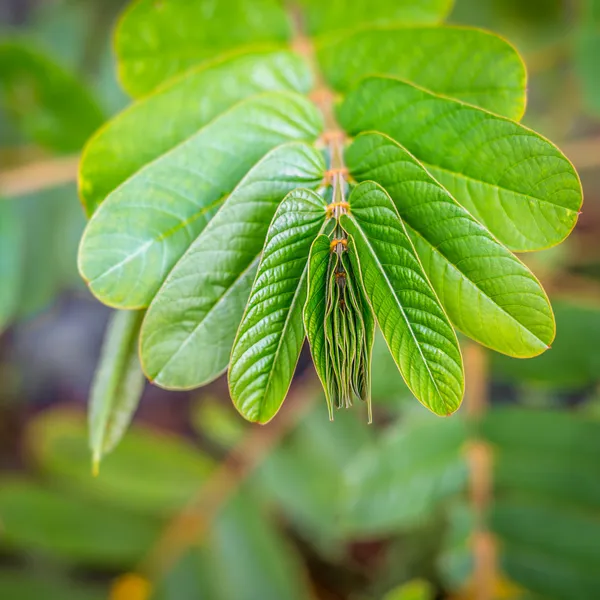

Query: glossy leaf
[[79, 92, 322, 309], [0, 40, 104, 152], [342, 414, 468, 536], [346, 132, 554, 357], [115, 0, 291, 96], [140, 144, 325, 390], [338, 76, 582, 251], [0, 479, 159, 566], [28, 409, 214, 516], [317, 25, 526, 119], [299, 0, 453, 35], [340, 182, 464, 415], [80, 50, 312, 215], [229, 188, 327, 423], [89, 309, 145, 471], [0, 199, 23, 333]]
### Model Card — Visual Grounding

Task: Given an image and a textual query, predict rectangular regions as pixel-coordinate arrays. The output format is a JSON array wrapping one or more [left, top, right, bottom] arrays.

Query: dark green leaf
[[229, 188, 327, 423]]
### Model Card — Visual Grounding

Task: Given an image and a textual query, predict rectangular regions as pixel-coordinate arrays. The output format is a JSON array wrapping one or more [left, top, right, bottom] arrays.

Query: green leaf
[[78, 92, 322, 309], [342, 414, 468, 536], [0, 40, 104, 152], [89, 309, 145, 472], [80, 49, 312, 215], [492, 301, 600, 388], [317, 25, 526, 119], [229, 188, 327, 423], [382, 580, 436, 600], [0, 479, 159, 567], [115, 0, 291, 97], [304, 235, 334, 414], [0, 571, 105, 600], [28, 409, 214, 516], [299, 0, 453, 35], [346, 132, 554, 358], [340, 182, 464, 416], [208, 491, 310, 600], [575, 0, 600, 116], [0, 199, 23, 334], [140, 144, 325, 390], [338, 76, 582, 252]]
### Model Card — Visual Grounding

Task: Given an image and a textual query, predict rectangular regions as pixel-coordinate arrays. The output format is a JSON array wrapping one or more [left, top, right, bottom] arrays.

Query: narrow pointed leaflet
[[340, 182, 464, 416], [141, 144, 325, 390], [229, 189, 328, 423]]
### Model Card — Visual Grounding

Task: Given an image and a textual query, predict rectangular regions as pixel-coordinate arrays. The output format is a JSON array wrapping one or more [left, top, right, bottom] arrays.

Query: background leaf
[[229, 188, 327, 423], [338, 76, 582, 252], [0, 199, 23, 333], [88, 308, 145, 470]]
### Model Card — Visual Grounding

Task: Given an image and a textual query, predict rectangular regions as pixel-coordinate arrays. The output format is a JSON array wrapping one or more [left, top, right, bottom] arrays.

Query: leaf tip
[[91, 452, 101, 477]]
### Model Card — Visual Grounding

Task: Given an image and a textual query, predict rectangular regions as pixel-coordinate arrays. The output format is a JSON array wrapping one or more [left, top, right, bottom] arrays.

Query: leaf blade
[[140, 143, 326, 390], [78, 91, 322, 309], [229, 189, 327, 423], [346, 132, 555, 357], [340, 182, 464, 415], [338, 76, 582, 252]]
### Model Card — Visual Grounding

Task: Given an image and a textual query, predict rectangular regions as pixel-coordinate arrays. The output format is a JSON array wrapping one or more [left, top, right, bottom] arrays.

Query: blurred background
[[1, 0, 600, 599]]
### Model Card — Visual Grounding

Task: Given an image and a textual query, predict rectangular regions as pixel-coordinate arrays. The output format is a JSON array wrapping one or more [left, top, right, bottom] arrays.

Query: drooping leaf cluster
[[76, 0, 582, 458]]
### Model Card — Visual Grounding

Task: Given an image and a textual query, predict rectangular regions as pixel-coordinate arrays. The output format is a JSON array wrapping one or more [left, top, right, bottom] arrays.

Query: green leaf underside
[[0, 40, 104, 152], [229, 189, 328, 423], [346, 132, 554, 357], [300, 0, 453, 35], [0, 200, 23, 333], [140, 144, 325, 390], [338, 76, 582, 252], [340, 182, 464, 416], [115, 0, 291, 97], [89, 309, 145, 469], [317, 25, 526, 119], [80, 49, 312, 215], [79, 92, 322, 309]]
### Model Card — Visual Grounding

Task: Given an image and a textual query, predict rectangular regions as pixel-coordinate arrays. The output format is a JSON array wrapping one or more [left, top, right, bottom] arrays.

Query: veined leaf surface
[[141, 144, 325, 390], [317, 26, 526, 119], [78, 92, 322, 309], [340, 182, 464, 415], [115, 0, 291, 96], [229, 189, 327, 423], [346, 132, 554, 357], [338, 76, 582, 252], [80, 50, 312, 215]]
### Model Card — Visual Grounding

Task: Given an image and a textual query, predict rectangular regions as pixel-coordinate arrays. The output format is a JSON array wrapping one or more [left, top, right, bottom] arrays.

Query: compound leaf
[[338, 76, 582, 252], [89, 309, 145, 472], [115, 0, 291, 97], [317, 25, 526, 119], [80, 49, 312, 215], [78, 92, 322, 309], [346, 132, 554, 357], [140, 143, 325, 390], [229, 189, 327, 423], [340, 182, 464, 415]]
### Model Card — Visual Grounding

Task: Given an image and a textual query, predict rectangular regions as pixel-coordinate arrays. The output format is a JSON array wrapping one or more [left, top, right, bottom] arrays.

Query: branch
[[0, 154, 79, 197]]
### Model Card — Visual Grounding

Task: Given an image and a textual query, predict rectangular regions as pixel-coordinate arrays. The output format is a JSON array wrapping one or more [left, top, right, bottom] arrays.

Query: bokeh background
[[1, 1, 600, 599]]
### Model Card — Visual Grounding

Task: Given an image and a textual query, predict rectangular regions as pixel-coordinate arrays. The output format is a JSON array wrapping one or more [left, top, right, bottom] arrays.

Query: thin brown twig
[[463, 343, 495, 600]]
